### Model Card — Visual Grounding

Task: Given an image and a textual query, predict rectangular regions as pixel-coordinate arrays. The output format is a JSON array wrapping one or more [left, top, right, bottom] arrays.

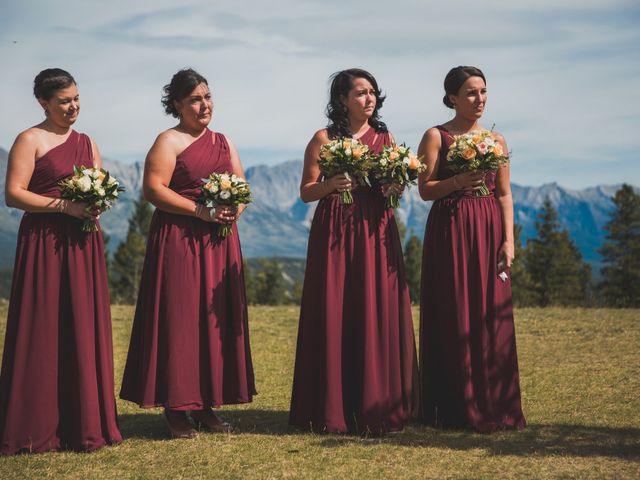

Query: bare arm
[[142, 131, 207, 218], [493, 133, 515, 267], [5, 130, 95, 219], [299, 129, 352, 203]]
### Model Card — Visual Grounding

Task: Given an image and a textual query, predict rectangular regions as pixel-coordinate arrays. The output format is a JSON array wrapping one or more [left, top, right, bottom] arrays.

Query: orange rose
[[462, 148, 476, 160], [389, 151, 400, 161], [352, 148, 363, 159], [220, 179, 232, 190], [493, 143, 504, 156], [407, 154, 421, 170]]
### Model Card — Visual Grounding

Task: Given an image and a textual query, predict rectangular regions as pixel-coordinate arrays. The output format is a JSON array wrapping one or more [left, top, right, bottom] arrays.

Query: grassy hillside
[[0, 306, 638, 479]]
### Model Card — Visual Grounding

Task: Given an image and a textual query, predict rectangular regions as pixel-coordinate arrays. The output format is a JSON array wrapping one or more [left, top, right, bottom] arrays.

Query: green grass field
[[0, 305, 638, 479]]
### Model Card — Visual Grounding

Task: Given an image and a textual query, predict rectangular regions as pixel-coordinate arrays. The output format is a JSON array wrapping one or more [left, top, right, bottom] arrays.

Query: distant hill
[[0, 148, 633, 269]]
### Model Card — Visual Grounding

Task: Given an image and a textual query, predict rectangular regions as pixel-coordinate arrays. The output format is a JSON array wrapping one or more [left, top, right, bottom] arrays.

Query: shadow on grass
[[318, 423, 640, 459], [118, 409, 296, 440]]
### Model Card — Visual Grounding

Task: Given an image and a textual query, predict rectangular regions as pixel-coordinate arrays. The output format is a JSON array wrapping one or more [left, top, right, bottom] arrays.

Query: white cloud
[[0, 0, 638, 188]]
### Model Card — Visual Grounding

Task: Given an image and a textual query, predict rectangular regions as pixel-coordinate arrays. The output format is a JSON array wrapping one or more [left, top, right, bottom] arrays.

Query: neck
[[348, 117, 370, 137], [40, 118, 72, 135], [448, 114, 480, 133], [177, 122, 207, 137]]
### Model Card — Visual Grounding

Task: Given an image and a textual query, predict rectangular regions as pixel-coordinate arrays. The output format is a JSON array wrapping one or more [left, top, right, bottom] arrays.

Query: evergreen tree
[[255, 258, 287, 305], [510, 224, 536, 307], [403, 232, 423, 304], [524, 197, 591, 306], [110, 194, 153, 304], [243, 260, 258, 305], [101, 230, 112, 274], [599, 184, 640, 307]]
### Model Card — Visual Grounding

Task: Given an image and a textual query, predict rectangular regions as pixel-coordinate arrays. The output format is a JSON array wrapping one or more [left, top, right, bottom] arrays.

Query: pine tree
[[524, 197, 591, 306], [243, 260, 258, 305], [599, 184, 640, 307], [510, 224, 536, 307], [110, 193, 153, 304], [403, 232, 423, 304], [255, 258, 287, 305]]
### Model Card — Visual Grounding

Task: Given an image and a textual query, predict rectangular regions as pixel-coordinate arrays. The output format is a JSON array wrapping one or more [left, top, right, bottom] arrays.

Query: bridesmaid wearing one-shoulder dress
[[120, 69, 255, 438], [417, 66, 526, 432], [289, 69, 419, 435], [0, 68, 122, 454]]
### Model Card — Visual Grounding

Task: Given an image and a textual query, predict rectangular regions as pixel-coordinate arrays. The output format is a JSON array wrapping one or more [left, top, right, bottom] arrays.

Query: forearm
[[5, 188, 68, 213], [300, 180, 335, 203], [144, 184, 199, 217], [497, 192, 514, 243], [419, 176, 460, 201]]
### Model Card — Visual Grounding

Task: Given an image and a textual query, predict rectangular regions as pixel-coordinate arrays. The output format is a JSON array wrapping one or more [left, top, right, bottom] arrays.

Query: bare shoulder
[[311, 128, 330, 145], [13, 127, 41, 145], [491, 130, 508, 146], [421, 126, 442, 144]]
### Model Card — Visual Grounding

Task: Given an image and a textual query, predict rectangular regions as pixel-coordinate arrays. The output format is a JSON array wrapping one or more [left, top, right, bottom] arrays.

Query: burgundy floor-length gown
[[289, 127, 419, 435], [120, 130, 256, 410], [420, 125, 526, 432], [0, 131, 123, 454]]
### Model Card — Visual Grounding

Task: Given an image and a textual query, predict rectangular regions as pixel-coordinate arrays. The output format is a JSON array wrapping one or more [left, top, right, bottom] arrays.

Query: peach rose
[[462, 148, 476, 160], [407, 154, 421, 170], [220, 178, 232, 190], [352, 148, 364, 159], [493, 143, 504, 156], [389, 151, 400, 161]]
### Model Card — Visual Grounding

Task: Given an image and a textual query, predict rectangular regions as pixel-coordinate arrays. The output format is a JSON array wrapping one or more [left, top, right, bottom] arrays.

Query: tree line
[[106, 184, 640, 308]]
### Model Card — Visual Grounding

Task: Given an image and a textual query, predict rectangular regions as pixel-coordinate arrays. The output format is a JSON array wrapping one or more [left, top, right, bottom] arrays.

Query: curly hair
[[326, 68, 387, 139], [161, 68, 208, 117], [443, 66, 486, 108], [33, 68, 76, 100]]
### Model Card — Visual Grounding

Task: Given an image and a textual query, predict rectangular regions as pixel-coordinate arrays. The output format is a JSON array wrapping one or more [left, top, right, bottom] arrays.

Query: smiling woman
[[0, 68, 122, 454]]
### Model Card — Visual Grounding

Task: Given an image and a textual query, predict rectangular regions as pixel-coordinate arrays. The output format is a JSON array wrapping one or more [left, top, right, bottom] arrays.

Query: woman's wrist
[[56, 199, 69, 214], [452, 175, 462, 190]]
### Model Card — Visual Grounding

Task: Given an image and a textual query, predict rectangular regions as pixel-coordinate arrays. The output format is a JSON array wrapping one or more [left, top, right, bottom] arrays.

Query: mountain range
[[0, 147, 631, 269]]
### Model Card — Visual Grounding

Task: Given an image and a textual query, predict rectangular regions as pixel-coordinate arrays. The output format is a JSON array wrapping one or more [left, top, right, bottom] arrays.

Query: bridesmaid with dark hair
[[289, 68, 419, 435], [0, 68, 122, 454], [120, 68, 255, 438], [417, 66, 526, 432]]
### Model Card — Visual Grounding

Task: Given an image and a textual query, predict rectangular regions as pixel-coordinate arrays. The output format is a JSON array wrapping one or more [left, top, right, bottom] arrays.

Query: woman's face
[[39, 84, 80, 127], [175, 82, 213, 129], [450, 76, 487, 120], [342, 77, 377, 123]]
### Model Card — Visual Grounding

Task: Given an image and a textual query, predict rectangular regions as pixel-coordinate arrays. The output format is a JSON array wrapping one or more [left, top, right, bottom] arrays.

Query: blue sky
[[1, 0, 639, 188]]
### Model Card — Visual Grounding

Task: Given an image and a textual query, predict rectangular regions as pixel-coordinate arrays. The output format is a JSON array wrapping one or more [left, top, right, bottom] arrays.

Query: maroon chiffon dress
[[420, 125, 526, 432], [0, 130, 122, 454], [289, 128, 419, 435], [120, 130, 256, 410]]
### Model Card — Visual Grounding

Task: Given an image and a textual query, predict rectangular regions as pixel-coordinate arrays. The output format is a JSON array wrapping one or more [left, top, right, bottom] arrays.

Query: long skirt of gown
[[420, 195, 526, 432], [120, 211, 256, 409], [0, 213, 123, 454], [290, 188, 419, 434]]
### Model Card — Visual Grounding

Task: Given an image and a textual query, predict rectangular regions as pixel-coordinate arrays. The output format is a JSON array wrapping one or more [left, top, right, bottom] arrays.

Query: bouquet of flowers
[[446, 129, 509, 197], [318, 137, 371, 204], [370, 144, 426, 208], [58, 165, 124, 232], [199, 172, 252, 237]]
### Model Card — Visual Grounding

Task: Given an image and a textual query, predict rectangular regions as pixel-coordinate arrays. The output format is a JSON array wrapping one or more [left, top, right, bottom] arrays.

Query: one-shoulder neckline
[[36, 130, 78, 161], [177, 129, 214, 158]]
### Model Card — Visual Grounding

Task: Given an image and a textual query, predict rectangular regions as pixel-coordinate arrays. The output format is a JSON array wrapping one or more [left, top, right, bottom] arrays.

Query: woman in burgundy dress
[[418, 66, 526, 432], [120, 68, 255, 438], [0, 68, 122, 454], [289, 68, 419, 435]]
